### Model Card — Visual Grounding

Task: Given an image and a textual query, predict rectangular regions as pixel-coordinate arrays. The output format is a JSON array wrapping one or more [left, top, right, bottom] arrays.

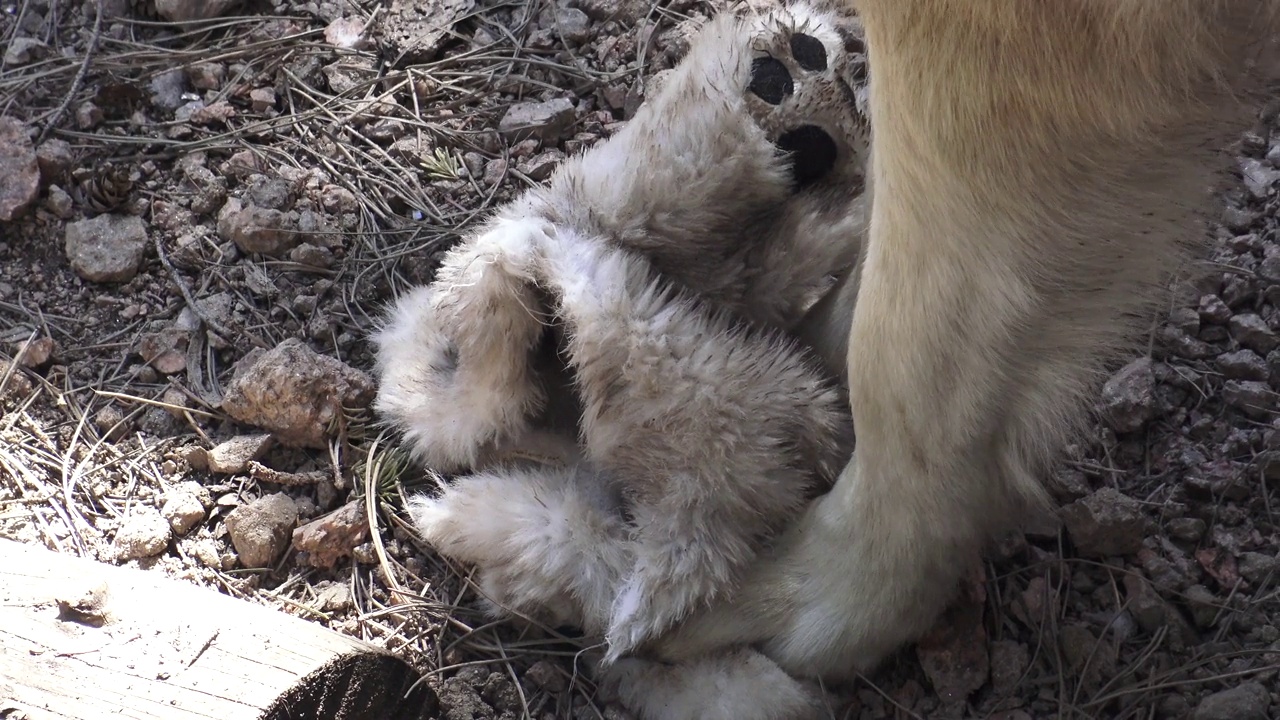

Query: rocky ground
[[1, 1, 1279, 719]]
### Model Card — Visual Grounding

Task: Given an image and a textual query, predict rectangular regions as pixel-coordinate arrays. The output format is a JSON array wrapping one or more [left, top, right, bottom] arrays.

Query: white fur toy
[[374, 4, 869, 718]]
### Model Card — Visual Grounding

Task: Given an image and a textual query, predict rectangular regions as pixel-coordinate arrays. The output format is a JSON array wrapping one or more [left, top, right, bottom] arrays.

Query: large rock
[[0, 117, 39, 221], [221, 339, 374, 448], [64, 214, 148, 282]]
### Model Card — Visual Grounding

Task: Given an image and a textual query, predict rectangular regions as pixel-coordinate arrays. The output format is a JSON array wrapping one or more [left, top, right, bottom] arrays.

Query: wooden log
[[0, 539, 438, 720]]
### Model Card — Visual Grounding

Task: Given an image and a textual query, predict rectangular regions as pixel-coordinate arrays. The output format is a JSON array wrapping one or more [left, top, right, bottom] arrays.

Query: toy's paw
[[373, 217, 552, 473], [740, 2, 869, 189], [408, 464, 633, 634]]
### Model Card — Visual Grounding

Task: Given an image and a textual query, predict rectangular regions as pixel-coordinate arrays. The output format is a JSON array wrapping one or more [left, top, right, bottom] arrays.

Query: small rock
[[1168, 517, 1206, 542], [94, 405, 128, 440], [245, 177, 294, 210], [1199, 295, 1232, 325], [217, 198, 296, 255], [224, 493, 298, 568], [988, 640, 1029, 696], [114, 509, 173, 560], [36, 139, 73, 182], [1122, 574, 1166, 634], [0, 117, 39, 221], [249, 87, 277, 113], [481, 672, 520, 715], [75, 102, 103, 130], [1061, 487, 1145, 557], [1240, 158, 1280, 198], [577, 0, 643, 23], [1229, 313, 1278, 354], [915, 601, 989, 704], [1184, 584, 1220, 629], [1237, 552, 1277, 584], [155, 0, 240, 22], [289, 242, 334, 268], [1059, 623, 1116, 679], [1224, 380, 1274, 418], [1099, 357, 1155, 433], [206, 433, 276, 474], [13, 336, 54, 368], [1217, 349, 1269, 381], [319, 184, 357, 213], [482, 158, 507, 186], [3, 37, 45, 66], [45, 184, 73, 218], [136, 327, 189, 375], [1192, 682, 1270, 720], [221, 338, 375, 448], [291, 501, 370, 569], [1223, 205, 1262, 232], [498, 98, 576, 143], [65, 214, 148, 283], [149, 69, 188, 111], [324, 16, 369, 49], [551, 7, 592, 43], [187, 62, 226, 91], [518, 150, 563, 181], [524, 660, 567, 693], [161, 484, 207, 534]]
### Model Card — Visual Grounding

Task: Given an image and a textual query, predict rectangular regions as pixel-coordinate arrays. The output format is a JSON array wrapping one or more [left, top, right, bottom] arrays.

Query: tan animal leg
[[661, 0, 1280, 679]]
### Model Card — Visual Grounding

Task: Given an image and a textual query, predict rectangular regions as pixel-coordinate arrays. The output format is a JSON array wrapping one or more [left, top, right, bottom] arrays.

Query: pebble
[[114, 509, 173, 560], [1192, 682, 1271, 720], [1060, 487, 1146, 557], [161, 482, 209, 534], [45, 184, 73, 218], [75, 102, 103, 130], [519, 150, 564, 181], [292, 501, 370, 569], [249, 87, 276, 113], [1099, 357, 1155, 433], [224, 493, 298, 568], [217, 197, 297, 255], [1229, 313, 1279, 354], [206, 433, 276, 474], [498, 98, 576, 143], [1167, 517, 1206, 542], [35, 139, 73, 183], [187, 62, 226, 90], [3, 37, 45, 66], [483, 157, 508, 186], [1237, 551, 1277, 584], [155, 0, 240, 22], [319, 184, 357, 213], [1217, 349, 1269, 381], [1224, 380, 1273, 418], [551, 7, 592, 43], [1240, 158, 1280, 199], [0, 117, 39, 221], [64, 214, 148, 283], [221, 338, 375, 448]]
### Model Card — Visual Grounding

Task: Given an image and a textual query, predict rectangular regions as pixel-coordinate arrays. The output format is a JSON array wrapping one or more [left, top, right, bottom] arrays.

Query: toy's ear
[[373, 217, 554, 473]]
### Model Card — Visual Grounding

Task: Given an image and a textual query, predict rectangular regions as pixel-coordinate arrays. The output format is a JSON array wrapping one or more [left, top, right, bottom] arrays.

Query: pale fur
[[378, 6, 867, 718], [649, 0, 1280, 682]]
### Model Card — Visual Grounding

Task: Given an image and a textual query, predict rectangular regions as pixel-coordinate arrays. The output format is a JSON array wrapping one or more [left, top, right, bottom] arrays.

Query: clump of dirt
[[1, 1, 1278, 718]]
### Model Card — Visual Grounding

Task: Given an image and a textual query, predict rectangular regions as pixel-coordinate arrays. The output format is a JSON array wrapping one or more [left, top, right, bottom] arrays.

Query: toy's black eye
[[749, 57, 794, 105], [790, 34, 827, 71], [776, 125, 837, 189]]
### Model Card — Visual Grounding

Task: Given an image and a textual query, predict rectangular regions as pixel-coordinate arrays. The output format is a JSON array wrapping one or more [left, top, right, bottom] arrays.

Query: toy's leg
[[374, 217, 552, 473], [408, 462, 631, 633], [533, 229, 853, 660]]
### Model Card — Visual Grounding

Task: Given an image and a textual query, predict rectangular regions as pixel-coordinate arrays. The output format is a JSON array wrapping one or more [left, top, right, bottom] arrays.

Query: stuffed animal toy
[[374, 3, 868, 718]]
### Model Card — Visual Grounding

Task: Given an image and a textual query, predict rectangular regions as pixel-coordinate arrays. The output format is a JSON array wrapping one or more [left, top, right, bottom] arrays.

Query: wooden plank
[[0, 539, 437, 720]]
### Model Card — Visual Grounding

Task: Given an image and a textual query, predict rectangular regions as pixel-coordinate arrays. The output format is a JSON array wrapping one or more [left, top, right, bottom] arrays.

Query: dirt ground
[[2, 1, 1279, 719]]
